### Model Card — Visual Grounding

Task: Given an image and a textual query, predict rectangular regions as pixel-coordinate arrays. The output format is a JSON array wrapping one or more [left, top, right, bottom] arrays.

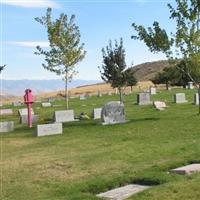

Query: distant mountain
[[1, 79, 101, 96]]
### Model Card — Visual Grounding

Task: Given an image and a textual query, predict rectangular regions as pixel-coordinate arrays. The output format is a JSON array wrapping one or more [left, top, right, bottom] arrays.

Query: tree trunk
[[166, 82, 169, 90], [198, 84, 200, 115], [119, 88, 123, 103], [131, 86, 133, 92], [65, 74, 69, 110]]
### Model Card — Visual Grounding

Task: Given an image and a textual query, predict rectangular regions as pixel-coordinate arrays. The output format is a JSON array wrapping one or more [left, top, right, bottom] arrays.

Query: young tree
[[35, 8, 86, 109], [99, 38, 130, 103], [125, 68, 137, 91], [132, 0, 200, 113]]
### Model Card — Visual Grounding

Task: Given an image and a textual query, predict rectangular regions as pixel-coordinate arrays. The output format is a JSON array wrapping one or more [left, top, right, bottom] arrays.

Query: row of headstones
[[138, 92, 200, 105]]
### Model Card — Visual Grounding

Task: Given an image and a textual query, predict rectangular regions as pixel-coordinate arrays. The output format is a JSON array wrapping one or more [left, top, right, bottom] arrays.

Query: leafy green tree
[[0, 64, 6, 73], [132, 0, 200, 113], [35, 8, 86, 109], [99, 38, 131, 103], [125, 68, 137, 91]]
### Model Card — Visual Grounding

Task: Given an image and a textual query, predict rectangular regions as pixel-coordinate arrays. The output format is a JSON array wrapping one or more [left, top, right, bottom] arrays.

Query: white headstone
[[20, 115, 39, 124], [101, 101, 126, 125], [80, 94, 86, 100], [188, 82, 194, 89], [153, 101, 167, 111], [42, 102, 52, 107], [54, 110, 75, 123], [0, 109, 13, 115], [18, 108, 34, 116], [174, 93, 187, 103], [137, 93, 151, 105], [194, 93, 199, 105], [0, 121, 14, 133], [36, 123, 63, 137], [93, 108, 102, 120], [150, 87, 156, 95]]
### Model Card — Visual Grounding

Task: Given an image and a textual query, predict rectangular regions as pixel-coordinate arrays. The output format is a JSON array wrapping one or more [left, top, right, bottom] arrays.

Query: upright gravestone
[[54, 110, 75, 123], [137, 93, 151, 105], [0, 121, 14, 133], [42, 102, 52, 107], [97, 91, 102, 97], [36, 123, 63, 137], [188, 82, 194, 89], [101, 101, 126, 125], [174, 93, 187, 103], [18, 108, 34, 116], [194, 93, 199, 105], [20, 115, 39, 124], [13, 102, 22, 107], [80, 94, 86, 100], [92, 108, 102, 120], [149, 87, 156, 95]]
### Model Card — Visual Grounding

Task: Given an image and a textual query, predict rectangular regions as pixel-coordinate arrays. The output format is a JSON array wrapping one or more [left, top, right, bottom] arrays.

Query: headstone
[[97, 91, 102, 97], [188, 82, 194, 89], [20, 115, 39, 124], [108, 91, 112, 96], [137, 93, 151, 105], [54, 110, 75, 123], [42, 102, 52, 107], [101, 101, 126, 125], [0, 121, 14, 133], [171, 164, 200, 175], [153, 101, 167, 111], [36, 123, 63, 137], [48, 97, 55, 102], [194, 93, 199, 105], [0, 109, 13, 115], [97, 184, 150, 200], [18, 108, 34, 116], [149, 87, 156, 95], [93, 108, 102, 120], [174, 93, 187, 103], [12, 101, 22, 107], [80, 94, 86, 100]]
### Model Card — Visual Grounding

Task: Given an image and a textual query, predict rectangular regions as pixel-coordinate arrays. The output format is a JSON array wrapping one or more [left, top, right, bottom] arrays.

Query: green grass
[[1, 88, 200, 200]]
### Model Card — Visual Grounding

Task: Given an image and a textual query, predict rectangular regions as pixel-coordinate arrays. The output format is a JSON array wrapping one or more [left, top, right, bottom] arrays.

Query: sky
[[1, 0, 176, 80]]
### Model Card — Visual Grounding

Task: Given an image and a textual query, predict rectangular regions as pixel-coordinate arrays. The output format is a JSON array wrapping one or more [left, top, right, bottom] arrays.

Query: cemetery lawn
[[2, 88, 200, 200]]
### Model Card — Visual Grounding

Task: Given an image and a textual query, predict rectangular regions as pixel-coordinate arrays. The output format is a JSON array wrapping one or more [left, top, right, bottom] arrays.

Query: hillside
[[132, 60, 170, 81]]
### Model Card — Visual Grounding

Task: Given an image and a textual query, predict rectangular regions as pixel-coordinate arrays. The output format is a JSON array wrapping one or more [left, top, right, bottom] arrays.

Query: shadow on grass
[[127, 117, 160, 123], [132, 178, 163, 186]]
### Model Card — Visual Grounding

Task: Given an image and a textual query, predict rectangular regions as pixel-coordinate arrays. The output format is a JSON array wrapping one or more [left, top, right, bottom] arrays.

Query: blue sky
[[1, 0, 175, 80]]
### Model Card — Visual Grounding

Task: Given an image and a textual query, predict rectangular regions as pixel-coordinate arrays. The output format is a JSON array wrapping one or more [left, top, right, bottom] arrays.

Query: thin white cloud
[[6, 41, 49, 48], [2, 0, 60, 8]]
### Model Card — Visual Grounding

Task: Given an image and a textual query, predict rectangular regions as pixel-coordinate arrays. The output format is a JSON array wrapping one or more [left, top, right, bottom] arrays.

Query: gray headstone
[[137, 93, 151, 105], [194, 93, 199, 105], [188, 82, 194, 89], [171, 164, 200, 175], [93, 108, 102, 120], [149, 87, 156, 95], [12, 102, 22, 107], [97, 184, 150, 200], [18, 108, 34, 116], [80, 94, 86, 100], [101, 101, 126, 125], [20, 115, 39, 124], [36, 123, 63, 137], [174, 93, 187, 103], [153, 101, 167, 111], [54, 110, 75, 123], [0, 121, 14, 133], [0, 109, 13, 115], [42, 102, 52, 107]]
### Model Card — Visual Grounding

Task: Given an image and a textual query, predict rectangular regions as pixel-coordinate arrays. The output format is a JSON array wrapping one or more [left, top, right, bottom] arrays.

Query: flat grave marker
[[0, 109, 13, 115], [170, 164, 200, 175], [0, 121, 14, 133], [97, 184, 150, 200], [42, 102, 52, 107], [153, 101, 167, 111]]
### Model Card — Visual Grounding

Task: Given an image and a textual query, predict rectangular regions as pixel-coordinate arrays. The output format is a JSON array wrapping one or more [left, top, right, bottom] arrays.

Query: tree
[[132, 0, 200, 113], [0, 64, 6, 73], [99, 38, 133, 103], [125, 68, 137, 91], [35, 8, 86, 109]]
